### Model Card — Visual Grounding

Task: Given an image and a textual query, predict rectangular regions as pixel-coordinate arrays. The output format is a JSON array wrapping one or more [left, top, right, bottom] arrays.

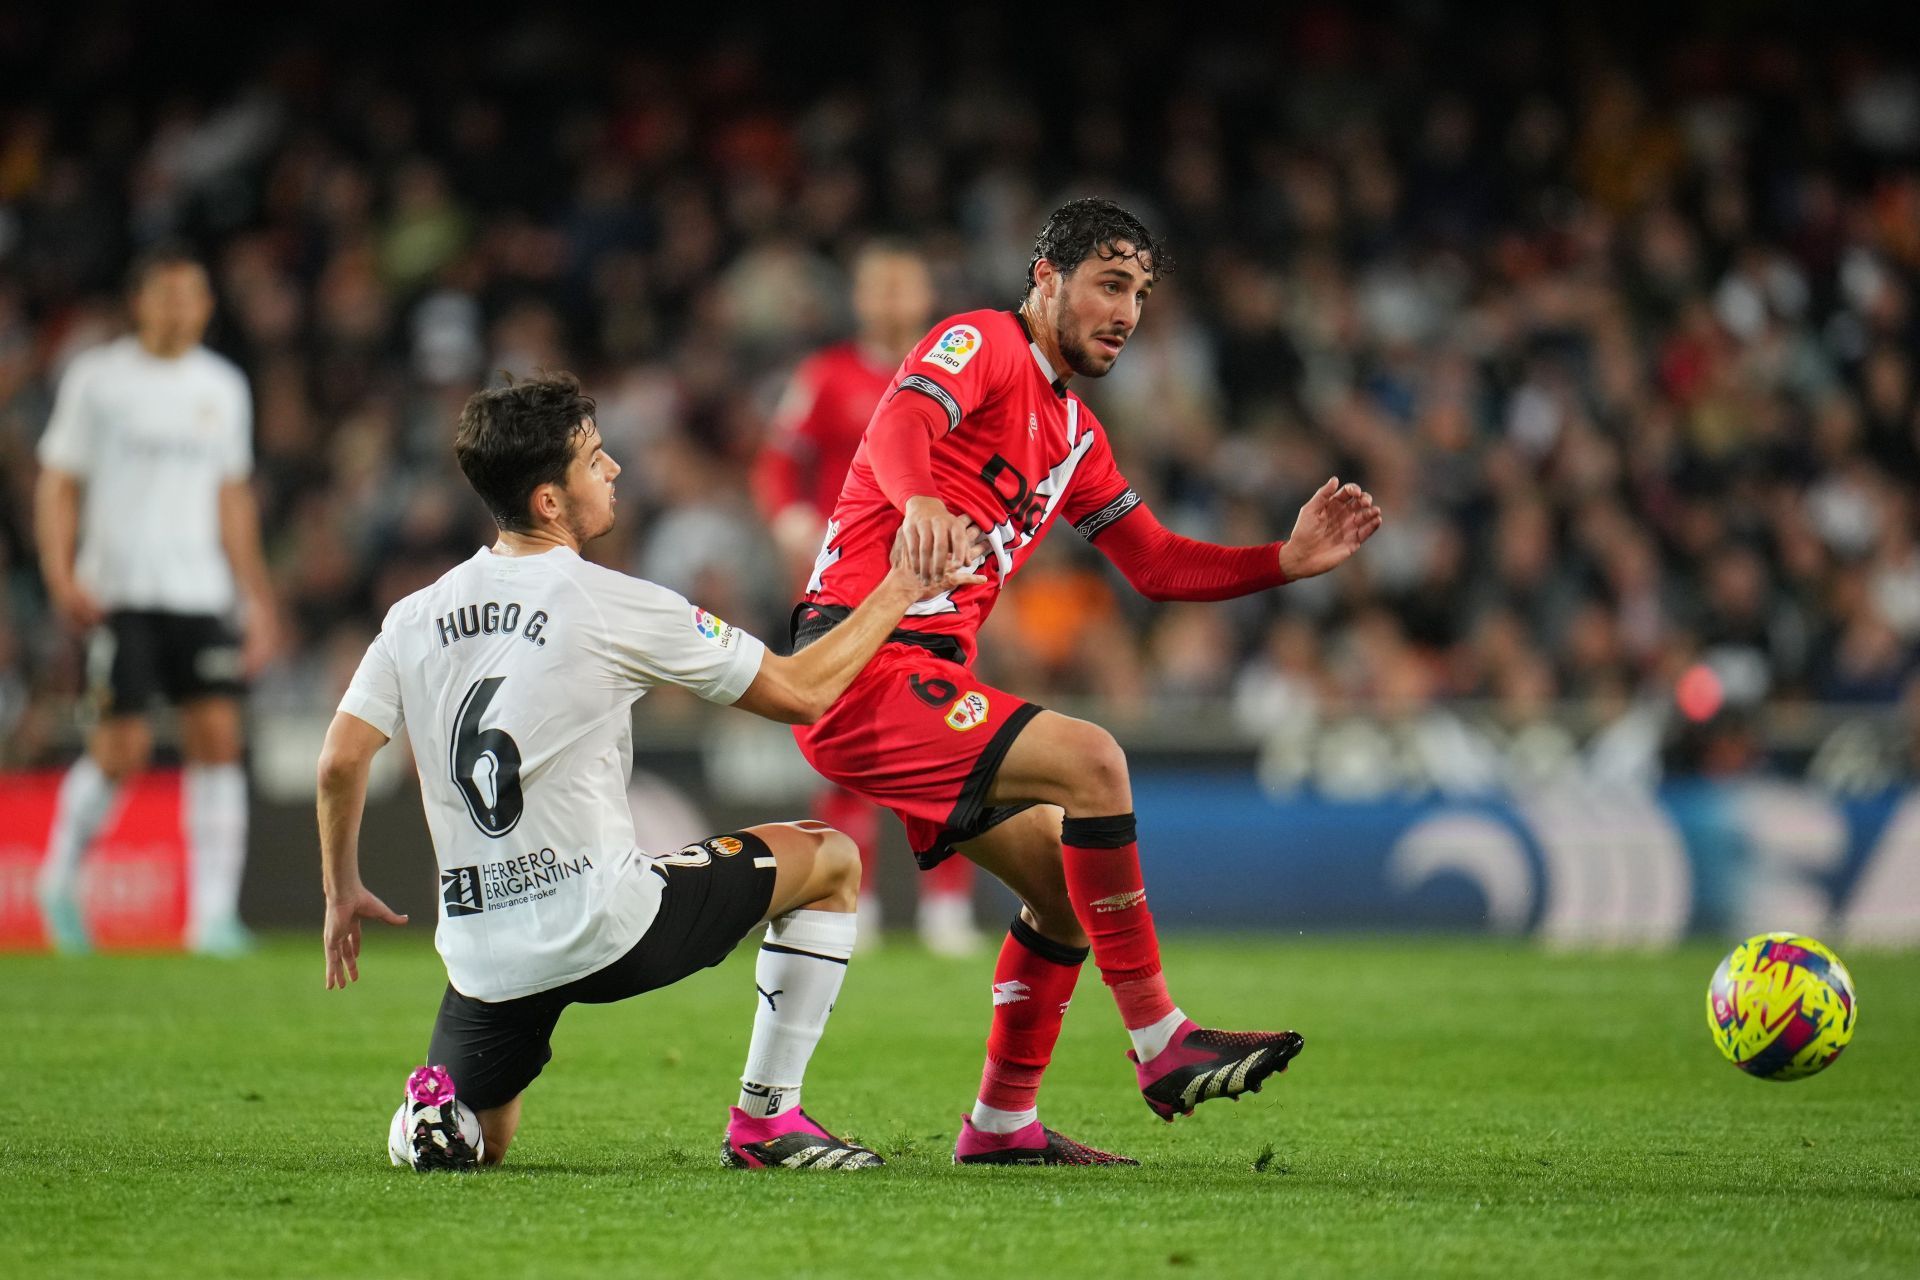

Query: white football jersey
[[338, 546, 767, 1002], [38, 337, 253, 613]]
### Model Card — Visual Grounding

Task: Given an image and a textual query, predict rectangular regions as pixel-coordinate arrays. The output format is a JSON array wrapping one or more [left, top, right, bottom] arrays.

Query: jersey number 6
[[451, 676, 525, 837], [908, 673, 959, 707]]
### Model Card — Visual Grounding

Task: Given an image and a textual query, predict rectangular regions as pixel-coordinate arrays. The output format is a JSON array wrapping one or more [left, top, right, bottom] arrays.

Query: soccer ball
[[1706, 932, 1857, 1081]]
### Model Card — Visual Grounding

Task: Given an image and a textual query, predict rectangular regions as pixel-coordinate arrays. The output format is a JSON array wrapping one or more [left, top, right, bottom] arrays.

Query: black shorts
[[87, 611, 245, 716], [426, 832, 778, 1112]]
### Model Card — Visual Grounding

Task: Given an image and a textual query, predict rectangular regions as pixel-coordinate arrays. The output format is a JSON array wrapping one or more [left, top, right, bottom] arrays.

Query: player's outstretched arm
[[733, 538, 986, 725], [1277, 477, 1383, 581], [1090, 478, 1381, 601], [317, 710, 408, 989]]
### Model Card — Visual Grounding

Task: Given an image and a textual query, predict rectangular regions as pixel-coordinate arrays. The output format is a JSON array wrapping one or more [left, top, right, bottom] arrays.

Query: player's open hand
[[1279, 477, 1383, 581], [323, 885, 409, 989]]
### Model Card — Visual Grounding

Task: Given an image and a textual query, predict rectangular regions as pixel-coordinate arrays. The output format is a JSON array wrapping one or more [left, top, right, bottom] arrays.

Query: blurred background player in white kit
[[32, 243, 279, 955], [752, 241, 980, 955]]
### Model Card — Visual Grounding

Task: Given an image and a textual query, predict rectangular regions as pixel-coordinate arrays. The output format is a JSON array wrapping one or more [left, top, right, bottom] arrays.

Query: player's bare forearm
[[220, 480, 282, 672], [737, 546, 985, 723], [218, 480, 275, 608], [317, 711, 407, 988], [32, 469, 80, 588], [316, 713, 381, 902], [735, 571, 923, 724]]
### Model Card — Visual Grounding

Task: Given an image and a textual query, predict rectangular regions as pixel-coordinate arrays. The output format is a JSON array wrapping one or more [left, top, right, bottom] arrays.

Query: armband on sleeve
[[896, 375, 961, 434]]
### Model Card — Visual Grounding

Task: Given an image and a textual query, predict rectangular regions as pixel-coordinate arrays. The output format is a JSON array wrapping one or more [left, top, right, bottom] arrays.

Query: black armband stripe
[[896, 375, 962, 434], [1074, 488, 1141, 541]]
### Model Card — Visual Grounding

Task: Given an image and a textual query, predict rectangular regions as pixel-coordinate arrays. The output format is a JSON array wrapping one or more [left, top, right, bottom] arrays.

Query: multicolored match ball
[[1706, 932, 1857, 1082]]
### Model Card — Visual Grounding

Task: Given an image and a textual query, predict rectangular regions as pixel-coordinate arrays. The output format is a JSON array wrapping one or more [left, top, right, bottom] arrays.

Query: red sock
[[923, 846, 974, 898], [1113, 974, 1176, 1030], [814, 786, 880, 885], [1061, 813, 1175, 1030], [978, 917, 1086, 1112]]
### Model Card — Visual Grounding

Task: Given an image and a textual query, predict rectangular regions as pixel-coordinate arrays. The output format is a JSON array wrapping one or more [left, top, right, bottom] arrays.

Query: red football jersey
[[806, 309, 1139, 662], [752, 341, 897, 521]]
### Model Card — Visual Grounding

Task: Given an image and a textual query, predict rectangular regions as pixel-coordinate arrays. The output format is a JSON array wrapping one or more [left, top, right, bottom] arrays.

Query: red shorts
[[792, 642, 1041, 868]]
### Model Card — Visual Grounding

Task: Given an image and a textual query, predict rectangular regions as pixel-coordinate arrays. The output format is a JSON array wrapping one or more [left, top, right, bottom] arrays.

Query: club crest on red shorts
[[945, 690, 990, 732]]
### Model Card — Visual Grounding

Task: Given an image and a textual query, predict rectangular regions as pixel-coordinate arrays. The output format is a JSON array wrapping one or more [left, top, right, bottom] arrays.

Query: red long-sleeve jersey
[[806, 309, 1286, 663], [752, 341, 897, 522]]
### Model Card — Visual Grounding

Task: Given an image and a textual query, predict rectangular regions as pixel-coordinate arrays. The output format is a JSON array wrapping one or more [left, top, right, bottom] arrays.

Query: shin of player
[[729, 826, 864, 1165]]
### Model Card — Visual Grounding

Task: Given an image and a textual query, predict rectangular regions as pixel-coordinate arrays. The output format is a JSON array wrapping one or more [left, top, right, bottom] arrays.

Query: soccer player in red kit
[[753, 243, 979, 955], [792, 199, 1382, 1165]]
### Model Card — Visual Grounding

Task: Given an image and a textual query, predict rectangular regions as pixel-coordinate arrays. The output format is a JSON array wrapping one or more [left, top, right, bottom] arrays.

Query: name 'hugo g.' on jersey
[[338, 547, 764, 1002], [431, 600, 550, 649], [805, 309, 1137, 663]]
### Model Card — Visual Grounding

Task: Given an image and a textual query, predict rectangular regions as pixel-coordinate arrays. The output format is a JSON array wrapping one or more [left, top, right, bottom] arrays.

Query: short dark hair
[[1024, 198, 1168, 296], [126, 240, 204, 292], [454, 373, 598, 532]]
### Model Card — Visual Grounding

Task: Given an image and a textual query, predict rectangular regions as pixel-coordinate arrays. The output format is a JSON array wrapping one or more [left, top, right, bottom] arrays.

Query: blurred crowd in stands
[[2, 5, 1919, 781]]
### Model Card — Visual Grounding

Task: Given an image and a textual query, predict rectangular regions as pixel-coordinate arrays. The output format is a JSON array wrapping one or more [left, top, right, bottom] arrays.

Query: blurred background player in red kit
[[753, 242, 980, 956]]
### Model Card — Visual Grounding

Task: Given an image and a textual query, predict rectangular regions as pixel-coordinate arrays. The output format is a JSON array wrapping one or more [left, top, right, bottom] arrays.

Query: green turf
[[1, 935, 1916, 1279]]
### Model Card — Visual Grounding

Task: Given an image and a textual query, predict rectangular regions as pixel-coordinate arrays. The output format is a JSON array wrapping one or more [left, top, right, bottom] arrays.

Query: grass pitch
[[2, 934, 1916, 1279]]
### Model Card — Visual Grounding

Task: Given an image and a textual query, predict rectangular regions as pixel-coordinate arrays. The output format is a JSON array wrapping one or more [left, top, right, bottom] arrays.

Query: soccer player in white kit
[[317, 374, 980, 1171], [34, 243, 279, 955]]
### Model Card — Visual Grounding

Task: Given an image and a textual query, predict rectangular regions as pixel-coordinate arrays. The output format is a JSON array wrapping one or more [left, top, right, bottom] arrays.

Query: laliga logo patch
[[691, 605, 734, 647], [945, 690, 990, 732], [921, 323, 983, 373]]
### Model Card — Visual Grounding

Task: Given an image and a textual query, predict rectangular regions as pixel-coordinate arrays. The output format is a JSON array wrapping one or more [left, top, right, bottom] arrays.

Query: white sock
[[1128, 1008, 1189, 1063], [968, 1101, 1038, 1135], [738, 909, 857, 1118], [36, 757, 123, 902], [917, 890, 978, 946], [184, 763, 248, 939]]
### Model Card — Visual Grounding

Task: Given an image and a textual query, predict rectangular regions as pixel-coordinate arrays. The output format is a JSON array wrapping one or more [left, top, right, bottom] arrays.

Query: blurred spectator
[[0, 5, 1916, 788]]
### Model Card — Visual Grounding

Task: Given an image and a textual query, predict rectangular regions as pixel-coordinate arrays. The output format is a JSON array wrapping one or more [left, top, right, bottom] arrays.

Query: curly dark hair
[[1023, 197, 1169, 296], [454, 373, 598, 532]]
